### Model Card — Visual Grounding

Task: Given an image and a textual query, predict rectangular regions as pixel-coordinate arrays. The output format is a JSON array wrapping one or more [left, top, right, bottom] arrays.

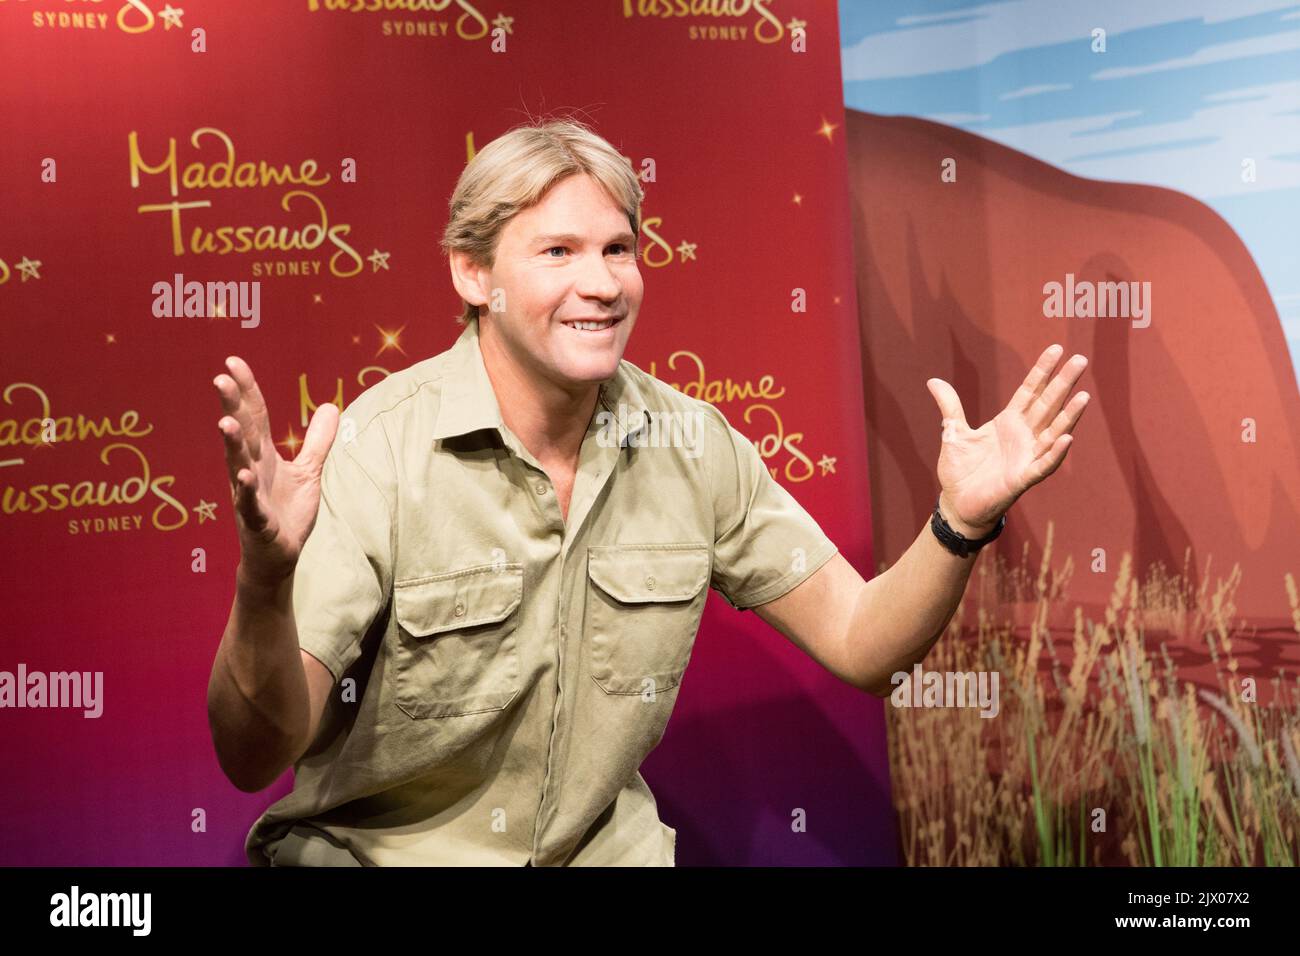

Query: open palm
[[214, 356, 339, 586], [927, 344, 1090, 536]]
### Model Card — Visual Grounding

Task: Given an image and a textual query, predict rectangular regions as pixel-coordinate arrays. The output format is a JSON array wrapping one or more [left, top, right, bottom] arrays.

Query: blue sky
[[838, 0, 1300, 379]]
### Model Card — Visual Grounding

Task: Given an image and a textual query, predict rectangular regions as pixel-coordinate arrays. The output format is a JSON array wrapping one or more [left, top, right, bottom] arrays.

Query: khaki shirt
[[245, 319, 838, 866]]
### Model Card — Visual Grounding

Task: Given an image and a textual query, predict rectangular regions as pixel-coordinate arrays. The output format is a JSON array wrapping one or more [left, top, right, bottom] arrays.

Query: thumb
[[296, 402, 339, 473], [926, 378, 968, 432]]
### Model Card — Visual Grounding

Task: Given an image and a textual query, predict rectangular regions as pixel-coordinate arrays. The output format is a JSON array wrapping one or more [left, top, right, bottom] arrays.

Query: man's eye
[[607, 244, 634, 256], [545, 246, 567, 257]]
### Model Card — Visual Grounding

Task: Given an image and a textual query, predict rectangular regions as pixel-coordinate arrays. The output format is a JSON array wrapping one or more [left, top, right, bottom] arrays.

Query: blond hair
[[439, 117, 645, 326]]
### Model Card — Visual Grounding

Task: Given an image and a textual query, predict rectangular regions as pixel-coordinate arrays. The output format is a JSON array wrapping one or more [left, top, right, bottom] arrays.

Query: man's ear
[[449, 250, 490, 313]]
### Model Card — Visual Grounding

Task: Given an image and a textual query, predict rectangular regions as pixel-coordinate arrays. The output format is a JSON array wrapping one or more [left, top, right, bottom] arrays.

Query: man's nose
[[575, 251, 621, 301]]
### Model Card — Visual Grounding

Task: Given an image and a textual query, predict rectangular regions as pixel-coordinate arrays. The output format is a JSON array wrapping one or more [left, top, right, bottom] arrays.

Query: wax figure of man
[[206, 119, 1090, 866]]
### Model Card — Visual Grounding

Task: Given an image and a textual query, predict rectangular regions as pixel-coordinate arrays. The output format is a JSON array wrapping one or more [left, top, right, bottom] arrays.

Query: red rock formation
[[846, 109, 1300, 632]]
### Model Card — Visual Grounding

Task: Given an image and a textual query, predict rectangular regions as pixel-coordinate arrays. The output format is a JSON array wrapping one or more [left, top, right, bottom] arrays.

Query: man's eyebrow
[[532, 231, 637, 247]]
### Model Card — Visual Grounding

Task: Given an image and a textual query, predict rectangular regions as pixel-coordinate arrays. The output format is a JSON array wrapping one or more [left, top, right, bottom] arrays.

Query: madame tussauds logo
[[128, 127, 366, 278], [22, 0, 180, 35], [304, 0, 493, 40], [620, 0, 785, 43]]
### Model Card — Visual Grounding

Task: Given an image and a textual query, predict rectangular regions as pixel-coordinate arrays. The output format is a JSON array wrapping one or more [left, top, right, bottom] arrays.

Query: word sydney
[[152, 273, 261, 328]]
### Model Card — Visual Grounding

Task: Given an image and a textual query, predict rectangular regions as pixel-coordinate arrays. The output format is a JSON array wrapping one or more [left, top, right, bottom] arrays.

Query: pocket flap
[[587, 545, 710, 603], [394, 565, 523, 637]]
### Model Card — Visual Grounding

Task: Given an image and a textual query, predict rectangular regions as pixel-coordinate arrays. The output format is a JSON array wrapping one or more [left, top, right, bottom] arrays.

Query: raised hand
[[213, 356, 339, 588], [925, 343, 1090, 537]]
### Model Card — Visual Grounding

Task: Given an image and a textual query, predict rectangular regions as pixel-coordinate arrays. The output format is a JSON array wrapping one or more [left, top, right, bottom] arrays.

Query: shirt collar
[[430, 318, 649, 448], [430, 319, 506, 441]]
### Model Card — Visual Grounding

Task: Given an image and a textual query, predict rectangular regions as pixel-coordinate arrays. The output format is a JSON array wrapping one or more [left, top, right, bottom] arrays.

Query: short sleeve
[[291, 429, 394, 682], [707, 412, 839, 611]]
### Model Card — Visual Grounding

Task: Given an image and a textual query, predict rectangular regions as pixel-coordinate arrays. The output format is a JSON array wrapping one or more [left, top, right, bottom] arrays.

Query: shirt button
[[535, 482, 547, 495], [454, 602, 466, 617], [645, 575, 656, 590]]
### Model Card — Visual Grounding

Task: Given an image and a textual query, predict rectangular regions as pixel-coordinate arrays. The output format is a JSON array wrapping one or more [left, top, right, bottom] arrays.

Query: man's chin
[[552, 352, 624, 386]]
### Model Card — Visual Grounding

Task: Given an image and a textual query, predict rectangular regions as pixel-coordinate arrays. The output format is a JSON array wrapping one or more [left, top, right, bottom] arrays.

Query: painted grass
[[885, 522, 1300, 866]]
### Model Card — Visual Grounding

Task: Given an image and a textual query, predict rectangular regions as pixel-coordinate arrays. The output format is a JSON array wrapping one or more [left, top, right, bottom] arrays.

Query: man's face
[[458, 172, 642, 389]]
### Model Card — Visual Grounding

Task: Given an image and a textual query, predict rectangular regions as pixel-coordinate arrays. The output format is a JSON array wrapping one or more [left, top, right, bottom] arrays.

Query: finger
[[1022, 434, 1073, 488], [1011, 344, 1064, 414], [926, 378, 969, 433], [1029, 353, 1088, 431], [224, 356, 271, 462], [1033, 390, 1089, 457], [218, 415, 254, 495], [232, 464, 270, 534], [295, 402, 339, 473], [214, 371, 262, 464]]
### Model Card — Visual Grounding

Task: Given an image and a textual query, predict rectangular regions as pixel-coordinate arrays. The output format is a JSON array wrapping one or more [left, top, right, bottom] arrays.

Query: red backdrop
[[0, 0, 890, 865]]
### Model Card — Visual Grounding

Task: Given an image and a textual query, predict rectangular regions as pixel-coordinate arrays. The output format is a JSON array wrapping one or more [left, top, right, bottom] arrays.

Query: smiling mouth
[[561, 318, 623, 332]]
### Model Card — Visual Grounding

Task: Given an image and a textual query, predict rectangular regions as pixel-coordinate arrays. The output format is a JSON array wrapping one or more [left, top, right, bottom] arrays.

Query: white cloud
[[1092, 29, 1300, 79], [843, 0, 1300, 81], [999, 83, 1073, 100], [968, 80, 1300, 198], [895, 10, 981, 27]]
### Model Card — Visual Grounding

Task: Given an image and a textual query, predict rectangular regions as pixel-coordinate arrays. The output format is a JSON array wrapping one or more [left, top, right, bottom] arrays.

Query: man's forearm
[[206, 570, 311, 792], [851, 512, 990, 696]]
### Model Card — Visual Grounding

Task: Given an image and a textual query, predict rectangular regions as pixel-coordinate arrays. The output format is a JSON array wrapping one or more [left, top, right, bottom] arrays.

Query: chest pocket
[[390, 563, 523, 719], [585, 544, 711, 696]]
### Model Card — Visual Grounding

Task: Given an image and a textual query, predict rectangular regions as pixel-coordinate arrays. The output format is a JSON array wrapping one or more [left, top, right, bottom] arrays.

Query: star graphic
[[104, 332, 117, 344], [312, 292, 323, 304], [278, 425, 303, 458], [160, 4, 183, 29], [817, 455, 837, 475], [368, 249, 391, 272], [16, 256, 42, 282], [193, 499, 218, 523], [786, 17, 807, 33], [816, 115, 839, 143], [375, 324, 407, 358], [792, 192, 803, 206], [675, 240, 697, 262], [492, 13, 514, 34]]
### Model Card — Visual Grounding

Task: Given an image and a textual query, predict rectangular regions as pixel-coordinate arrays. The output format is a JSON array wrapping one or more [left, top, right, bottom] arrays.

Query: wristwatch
[[930, 497, 1006, 558]]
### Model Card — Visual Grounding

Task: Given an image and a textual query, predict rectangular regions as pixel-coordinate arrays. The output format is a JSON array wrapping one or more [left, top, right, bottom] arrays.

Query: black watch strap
[[930, 497, 1006, 558]]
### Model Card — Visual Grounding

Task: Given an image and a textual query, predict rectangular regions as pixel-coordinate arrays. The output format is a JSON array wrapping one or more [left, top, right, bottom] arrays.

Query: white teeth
[[567, 320, 615, 331]]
